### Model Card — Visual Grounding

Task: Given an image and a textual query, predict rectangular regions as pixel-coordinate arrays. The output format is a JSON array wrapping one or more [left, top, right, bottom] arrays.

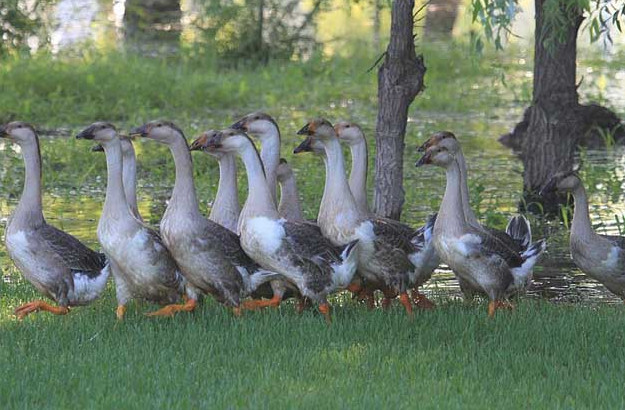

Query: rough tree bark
[[499, 0, 623, 215], [374, 0, 426, 220]]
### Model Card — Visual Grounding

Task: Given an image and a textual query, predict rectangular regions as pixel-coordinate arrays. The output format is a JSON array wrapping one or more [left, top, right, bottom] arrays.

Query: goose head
[[189, 130, 227, 158], [276, 158, 294, 183], [0, 121, 37, 145], [296, 118, 336, 141], [417, 130, 457, 153], [231, 112, 279, 142], [541, 171, 582, 195], [130, 120, 185, 145], [334, 121, 365, 146], [199, 128, 257, 155], [293, 135, 325, 156], [76, 122, 117, 146], [415, 144, 455, 168]]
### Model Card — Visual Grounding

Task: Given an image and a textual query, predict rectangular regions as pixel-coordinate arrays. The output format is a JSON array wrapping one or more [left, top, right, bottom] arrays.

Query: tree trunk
[[499, 0, 623, 215], [424, 0, 461, 39], [374, 0, 426, 220]]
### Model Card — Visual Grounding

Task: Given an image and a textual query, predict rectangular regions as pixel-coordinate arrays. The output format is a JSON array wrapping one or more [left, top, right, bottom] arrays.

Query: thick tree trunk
[[374, 0, 426, 220], [499, 0, 623, 215], [424, 0, 461, 39]]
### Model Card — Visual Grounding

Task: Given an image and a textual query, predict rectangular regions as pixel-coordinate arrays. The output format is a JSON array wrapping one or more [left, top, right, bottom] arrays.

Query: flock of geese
[[2, 114, 625, 323]]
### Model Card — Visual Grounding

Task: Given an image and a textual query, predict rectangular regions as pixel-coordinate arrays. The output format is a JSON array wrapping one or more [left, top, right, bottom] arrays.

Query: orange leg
[[295, 297, 312, 314], [346, 282, 363, 294], [487, 300, 515, 318], [116, 305, 127, 320], [411, 289, 436, 309], [15, 300, 69, 320], [232, 306, 242, 317], [146, 297, 197, 317], [399, 292, 414, 317], [241, 294, 282, 310], [318, 303, 332, 324]]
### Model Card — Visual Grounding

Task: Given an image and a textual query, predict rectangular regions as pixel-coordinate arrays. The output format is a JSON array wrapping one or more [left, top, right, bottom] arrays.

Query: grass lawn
[[1, 285, 624, 408]]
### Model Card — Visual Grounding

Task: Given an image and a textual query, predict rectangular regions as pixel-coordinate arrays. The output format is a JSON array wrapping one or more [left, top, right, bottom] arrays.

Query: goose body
[[419, 132, 545, 297], [1, 122, 110, 319], [295, 119, 419, 314], [132, 121, 279, 311], [197, 128, 359, 322], [276, 159, 304, 222], [417, 138, 544, 316], [543, 172, 625, 299], [77, 123, 193, 318]]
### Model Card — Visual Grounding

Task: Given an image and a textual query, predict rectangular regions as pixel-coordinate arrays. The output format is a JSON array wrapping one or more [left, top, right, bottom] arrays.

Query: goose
[[196, 128, 360, 323], [189, 130, 240, 232], [77, 122, 195, 319], [416, 140, 545, 317], [419, 131, 545, 296], [334, 121, 439, 308], [1, 122, 110, 319], [130, 120, 279, 313], [92, 136, 142, 221], [541, 171, 625, 300], [295, 119, 423, 315], [276, 158, 304, 222], [231, 112, 306, 221]]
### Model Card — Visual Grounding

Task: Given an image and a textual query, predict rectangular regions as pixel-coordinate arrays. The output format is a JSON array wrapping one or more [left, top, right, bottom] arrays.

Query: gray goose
[[196, 128, 359, 323], [334, 121, 440, 309], [419, 131, 545, 297], [416, 142, 544, 317], [130, 120, 279, 313], [1, 122, 110, 319], [294, 119, 419, 315], [542, 171, 625, 300], [77, 122, 195, 319]]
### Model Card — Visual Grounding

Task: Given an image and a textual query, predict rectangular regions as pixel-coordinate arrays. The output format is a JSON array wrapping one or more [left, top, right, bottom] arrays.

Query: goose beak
[[230, 117, 248, 131], [539, 176, 558, 196], [91, 144, 104, 152], [293, 136, 314, 154], [205, 132, 223, 150], [189, 134, 209, 151], [129, 123, 148, 138], [417, 140, 430, 153], [415, 152, 431, 167], [0, 124, 6, 138], [76, 125, 96, 140], [296, 123, 312, 136]]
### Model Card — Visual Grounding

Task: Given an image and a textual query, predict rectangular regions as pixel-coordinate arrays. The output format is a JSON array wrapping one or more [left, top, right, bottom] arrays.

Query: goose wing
[[39, 223, 106, 277], [463, 228, 523, 268], [602, 234, 625, 250]]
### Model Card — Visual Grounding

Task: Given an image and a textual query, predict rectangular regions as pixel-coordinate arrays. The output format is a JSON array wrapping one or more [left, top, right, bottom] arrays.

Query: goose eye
[[345, 125, 350, 128], [254, 116, 260, 120]]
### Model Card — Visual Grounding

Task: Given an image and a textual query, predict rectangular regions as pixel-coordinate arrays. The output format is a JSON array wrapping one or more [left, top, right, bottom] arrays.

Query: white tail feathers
[[243, 269, 284, 293], [332, 240, 360, 288], [506, 215, 532, 249]]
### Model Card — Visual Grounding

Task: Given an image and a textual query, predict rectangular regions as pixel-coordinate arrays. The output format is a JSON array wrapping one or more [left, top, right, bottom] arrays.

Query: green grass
[[1, 288, 624, 408]]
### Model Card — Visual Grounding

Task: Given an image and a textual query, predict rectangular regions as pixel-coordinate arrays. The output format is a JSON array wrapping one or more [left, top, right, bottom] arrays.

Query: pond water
[[2, 0, 625, 306]]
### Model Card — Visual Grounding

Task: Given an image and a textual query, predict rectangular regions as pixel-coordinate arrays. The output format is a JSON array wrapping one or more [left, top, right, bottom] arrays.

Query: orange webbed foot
[[116, 305, 127, 320], [15, 301, 69, 320], [242, 294, 282, 311], [487, 300, 514, 318], [146, 298, 197, 317], [399, 292, 414, 319], [411, 290, 436, 309], [318, 303, 332, 325]]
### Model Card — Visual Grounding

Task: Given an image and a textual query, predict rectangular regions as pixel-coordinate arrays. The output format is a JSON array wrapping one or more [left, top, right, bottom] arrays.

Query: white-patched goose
[[416, 141, 545, 317], [196, 128, 360, 323], [130, 121, 280, 313], [542, 172, 625, 300], [1, 122, 110, 319], [77, 122, 195, 319]]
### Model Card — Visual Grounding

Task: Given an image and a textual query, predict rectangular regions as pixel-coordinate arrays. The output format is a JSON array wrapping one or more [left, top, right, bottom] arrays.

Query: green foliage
[[0, 0, 52, 56]]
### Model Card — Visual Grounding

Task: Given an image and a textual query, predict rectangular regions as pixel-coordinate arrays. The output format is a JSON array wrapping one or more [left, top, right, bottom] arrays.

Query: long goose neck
[[103, 139, 130, 219], [571, 185, 596, 242], [438, 160, 465, 236], [348, 140, 369, 214], [320, 138, 362, 221], [239, 144, 279, 222], [12, 139, 44, 228], [278, 173, 303, 221], [259, 130, 280, 206], [210, 153, 240, 226], [455, 150, 478, 226], [122, 148, 139, 218], [168, 137, 201, 216]]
